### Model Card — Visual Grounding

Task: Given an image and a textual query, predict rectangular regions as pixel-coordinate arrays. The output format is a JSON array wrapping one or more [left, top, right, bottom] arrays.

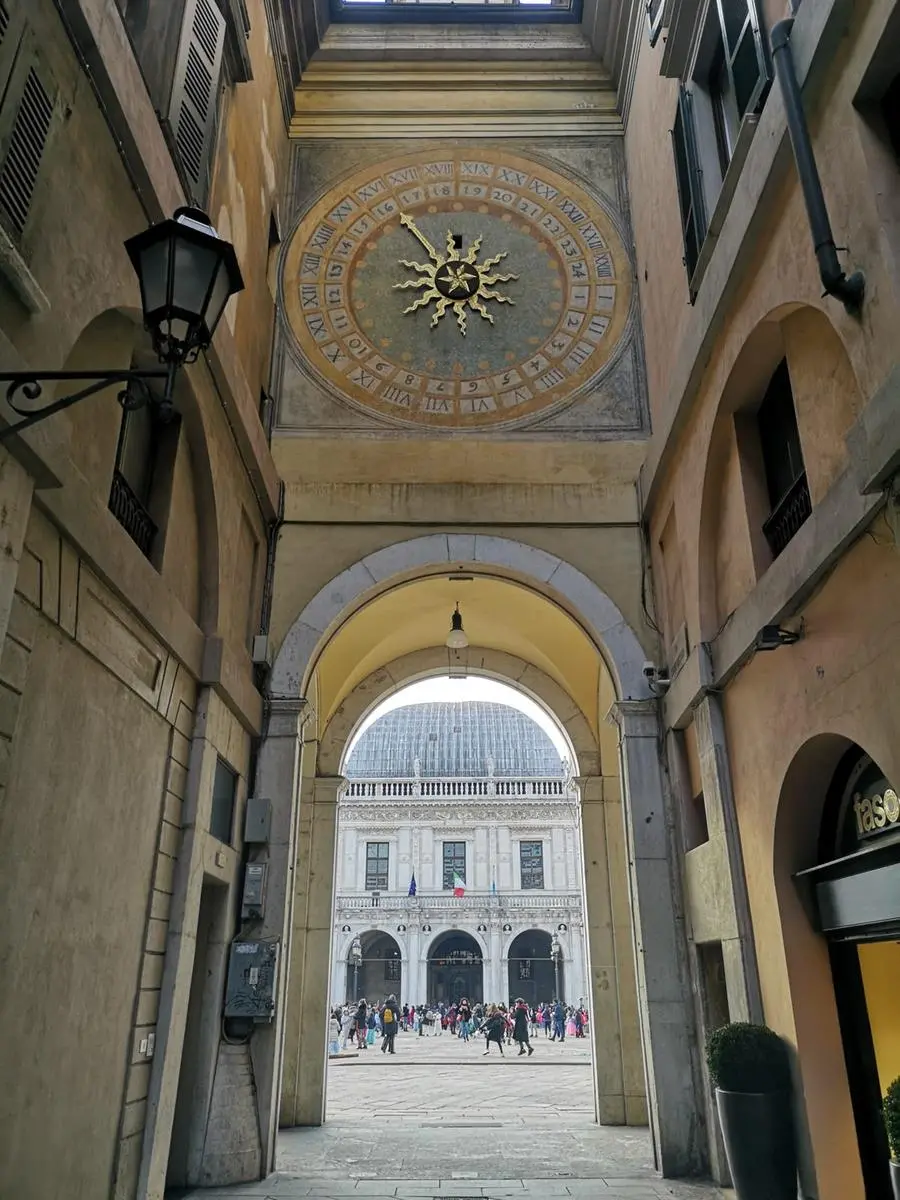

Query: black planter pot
[[890, 1159, 900, 1200], [716, 1088, 797, 1199]]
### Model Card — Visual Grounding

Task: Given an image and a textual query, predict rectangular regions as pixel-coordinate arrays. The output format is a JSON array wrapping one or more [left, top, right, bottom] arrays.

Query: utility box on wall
[[244, 796, 271, 843], [224, 939, 279, 1022]]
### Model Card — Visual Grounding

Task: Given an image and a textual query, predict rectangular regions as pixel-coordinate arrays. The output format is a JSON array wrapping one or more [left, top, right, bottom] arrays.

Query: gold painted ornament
[[394, 213, 518, 335]]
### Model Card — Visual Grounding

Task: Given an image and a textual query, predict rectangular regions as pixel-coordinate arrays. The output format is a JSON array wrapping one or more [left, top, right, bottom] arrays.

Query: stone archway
[[507, 930, 557, 1008], [346, 931, 403, 1005], [426, 931, 484, 1005], [253, 535, 702, 1179]]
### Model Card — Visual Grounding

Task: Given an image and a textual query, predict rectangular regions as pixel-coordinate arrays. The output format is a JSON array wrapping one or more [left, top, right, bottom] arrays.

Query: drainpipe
[[771, 19, 865, 315]]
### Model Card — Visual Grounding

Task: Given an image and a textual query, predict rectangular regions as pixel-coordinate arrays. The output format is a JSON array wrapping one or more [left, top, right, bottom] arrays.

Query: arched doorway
[[427, 931, 483, 1004], [791, 744, 900, 1200], [506, 930, 561, 1007], [260, 534, 700, 1175], [347, 931, 402, 1005]]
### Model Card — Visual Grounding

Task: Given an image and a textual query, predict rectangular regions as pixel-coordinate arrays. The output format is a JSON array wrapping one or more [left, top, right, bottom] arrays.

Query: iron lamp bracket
[[0, 367, 175, 444]]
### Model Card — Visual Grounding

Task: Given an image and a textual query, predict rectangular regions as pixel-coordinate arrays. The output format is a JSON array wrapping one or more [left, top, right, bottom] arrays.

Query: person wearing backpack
[[381, 994, 399, 1054]]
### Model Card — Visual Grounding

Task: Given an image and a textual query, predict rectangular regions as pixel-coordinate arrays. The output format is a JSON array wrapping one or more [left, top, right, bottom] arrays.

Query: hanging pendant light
[[445, 603, 469, 649]]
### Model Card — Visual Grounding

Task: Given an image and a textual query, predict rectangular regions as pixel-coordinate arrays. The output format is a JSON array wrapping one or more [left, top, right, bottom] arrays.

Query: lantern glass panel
[[172, 238, 221, 329]]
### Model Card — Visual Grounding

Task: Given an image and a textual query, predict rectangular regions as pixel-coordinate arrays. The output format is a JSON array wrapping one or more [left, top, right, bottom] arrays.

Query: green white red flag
[[452, 871, 465, 898]]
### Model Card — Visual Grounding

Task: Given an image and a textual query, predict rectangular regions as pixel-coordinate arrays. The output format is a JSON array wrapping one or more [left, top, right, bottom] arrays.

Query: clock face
[[281, 150, 632, 430]]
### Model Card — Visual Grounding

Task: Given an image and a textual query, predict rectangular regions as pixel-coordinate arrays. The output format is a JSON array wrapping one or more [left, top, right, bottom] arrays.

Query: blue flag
[[408, 874, 417, 897]]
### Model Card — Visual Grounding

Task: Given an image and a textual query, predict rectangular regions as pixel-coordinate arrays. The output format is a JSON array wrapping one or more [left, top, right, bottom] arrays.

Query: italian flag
[[452, 871, 466, 898]]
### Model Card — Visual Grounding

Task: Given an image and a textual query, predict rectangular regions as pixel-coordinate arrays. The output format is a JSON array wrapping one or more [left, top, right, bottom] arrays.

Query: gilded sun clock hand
[[393, 213, 518, 335]]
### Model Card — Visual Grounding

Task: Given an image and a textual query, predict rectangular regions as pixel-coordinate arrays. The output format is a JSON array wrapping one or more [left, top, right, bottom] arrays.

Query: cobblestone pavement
[[183, 1029, 727, 1200]]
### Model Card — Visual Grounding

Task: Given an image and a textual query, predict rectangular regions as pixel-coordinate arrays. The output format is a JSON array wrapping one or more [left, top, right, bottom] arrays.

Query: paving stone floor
[[182, 1028, 727, 1200]]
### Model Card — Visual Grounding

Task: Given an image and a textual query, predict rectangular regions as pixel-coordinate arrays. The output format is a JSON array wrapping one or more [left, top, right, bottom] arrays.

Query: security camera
[[642, 661, 671, 696]]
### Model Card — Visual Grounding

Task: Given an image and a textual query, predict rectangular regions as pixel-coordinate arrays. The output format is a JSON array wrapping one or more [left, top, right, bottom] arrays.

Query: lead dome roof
[[344, 701, 564, 779]]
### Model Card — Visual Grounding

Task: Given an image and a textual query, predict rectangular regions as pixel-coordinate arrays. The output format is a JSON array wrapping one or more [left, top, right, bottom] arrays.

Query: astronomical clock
[[280, 149, 636, 431]]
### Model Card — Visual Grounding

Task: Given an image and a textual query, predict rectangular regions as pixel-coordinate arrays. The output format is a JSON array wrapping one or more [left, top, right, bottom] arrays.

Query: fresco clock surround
[[281, 150, 633, 430]]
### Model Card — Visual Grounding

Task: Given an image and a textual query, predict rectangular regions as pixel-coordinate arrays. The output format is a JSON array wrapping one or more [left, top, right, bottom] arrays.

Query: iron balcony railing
[[763, 471, 812, 558], [109, 468, 156, 558]]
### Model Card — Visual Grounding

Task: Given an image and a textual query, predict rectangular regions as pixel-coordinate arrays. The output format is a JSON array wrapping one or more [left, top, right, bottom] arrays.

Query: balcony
[[109, 468, 156, 558], [335, 892, 583, 912], [763, 472, 812, 558], [344, 777, 568, 800]]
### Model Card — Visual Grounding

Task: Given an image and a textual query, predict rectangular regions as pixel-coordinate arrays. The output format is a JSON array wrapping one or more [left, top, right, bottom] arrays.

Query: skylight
[[333, 0, 579, 22]]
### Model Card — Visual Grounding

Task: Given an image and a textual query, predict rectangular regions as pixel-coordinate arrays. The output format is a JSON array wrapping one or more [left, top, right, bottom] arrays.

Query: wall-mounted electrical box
[[244, 796, 271, 843], [241, 861, 268, 920], [224, 939, 279, 1022]]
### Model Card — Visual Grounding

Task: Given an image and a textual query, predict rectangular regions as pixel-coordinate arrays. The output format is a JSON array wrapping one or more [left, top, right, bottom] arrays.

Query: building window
[[365, 841, 389, 890], [881, 72, 900, 164], [647, 0, 664, 45], [109, 398, 161, 558], [442, 841, 466, 890], [384, 956, 401, 981], [674, 0, 769, 289], [520, 841, 545, 889], [210, 757, 237, 844], [672, 87, 706, 281], [757, 359, 811, 557]]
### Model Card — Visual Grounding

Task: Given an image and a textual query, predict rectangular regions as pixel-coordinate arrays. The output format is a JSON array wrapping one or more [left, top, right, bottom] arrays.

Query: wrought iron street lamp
[[551, 933, 561, 1001], [350, 935, 362, 1001], [0, 208, 243, 442]]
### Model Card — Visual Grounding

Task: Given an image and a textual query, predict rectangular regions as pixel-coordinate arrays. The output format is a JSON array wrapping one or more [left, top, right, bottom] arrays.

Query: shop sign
[[850, 782, 900, 842]]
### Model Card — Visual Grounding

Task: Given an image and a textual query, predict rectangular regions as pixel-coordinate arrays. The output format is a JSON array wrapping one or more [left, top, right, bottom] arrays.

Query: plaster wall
[[0, 615, 171, 1199], [0, 0, 294, 1195], [718, 531, 900, 1199], [625, 0, 900, 457]]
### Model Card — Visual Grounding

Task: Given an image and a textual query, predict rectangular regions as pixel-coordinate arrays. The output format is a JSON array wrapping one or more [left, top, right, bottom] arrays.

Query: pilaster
[[577, 773, 626, 1125], [249, 697, 306, 1173], [609, 699, 705, 1176], [280, 773, 343, 1128], [693, 695, 763, 1024]]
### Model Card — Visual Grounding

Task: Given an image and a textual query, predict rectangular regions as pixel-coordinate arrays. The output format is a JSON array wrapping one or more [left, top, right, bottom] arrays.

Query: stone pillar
[[249, 698, 305, 1172], [611, 699, 704, 1177], [693, 695, 763, 1024], [280, 774, 342, 1128], [489, 921, 503, 1001], [578, 774, 626, 1124], [407, 924, 421, 1003]]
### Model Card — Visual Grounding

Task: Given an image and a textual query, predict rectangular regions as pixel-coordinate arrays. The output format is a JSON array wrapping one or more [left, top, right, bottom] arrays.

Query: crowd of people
[[329, 997, 590, 1057]]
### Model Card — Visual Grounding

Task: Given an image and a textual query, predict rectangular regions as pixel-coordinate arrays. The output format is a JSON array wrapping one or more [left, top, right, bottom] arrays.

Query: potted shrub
[[883, 1076, 900, 1199], [706, 1022, 797, 1199]]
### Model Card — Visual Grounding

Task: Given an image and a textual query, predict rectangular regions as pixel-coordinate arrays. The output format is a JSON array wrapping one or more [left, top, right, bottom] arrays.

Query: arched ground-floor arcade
[[333, 921, 585, 1009]]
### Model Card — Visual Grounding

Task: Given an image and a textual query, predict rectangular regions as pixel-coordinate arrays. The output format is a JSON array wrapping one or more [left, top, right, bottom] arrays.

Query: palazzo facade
[[331, 701, 589, 1009]]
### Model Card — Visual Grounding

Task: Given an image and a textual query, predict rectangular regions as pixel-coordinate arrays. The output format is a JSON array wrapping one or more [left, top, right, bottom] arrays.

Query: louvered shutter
[[670, 85, 706, 285], [168, 0, 226, 205], [0, 1, 27, 99], [0, 28, 56, 250], [715, 0, 769, 121]]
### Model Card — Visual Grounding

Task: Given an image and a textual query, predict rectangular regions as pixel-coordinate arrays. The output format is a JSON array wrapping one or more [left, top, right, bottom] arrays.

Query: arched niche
[[52, 306, 220, 631], [696, 306, 864, 638]]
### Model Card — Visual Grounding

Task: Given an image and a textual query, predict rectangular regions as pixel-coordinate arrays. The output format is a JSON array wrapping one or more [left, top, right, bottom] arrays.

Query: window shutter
[[0, 1, 27, 99], [647, 0, 664, 46], [671, 85, 706, 284], [168, 0, 226, 205], [715, 0, 769, 121], [0, 30, 56, 249]]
